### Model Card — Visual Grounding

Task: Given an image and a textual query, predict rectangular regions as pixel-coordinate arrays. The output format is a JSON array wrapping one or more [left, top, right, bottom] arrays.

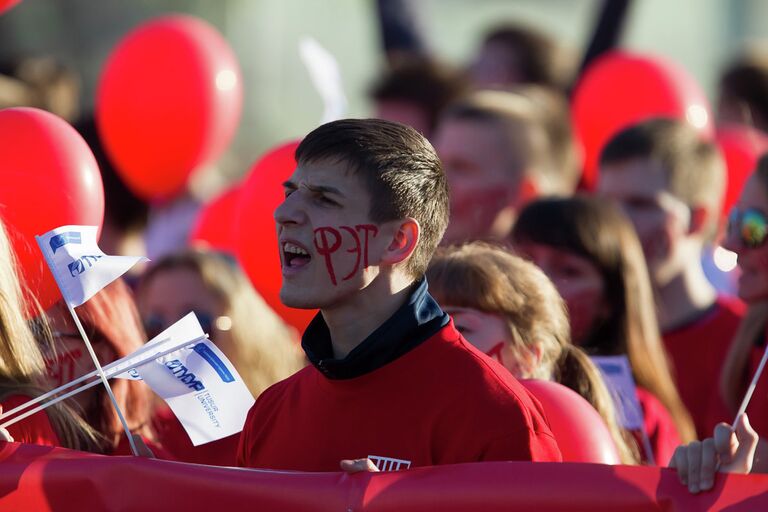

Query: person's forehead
[[290, 159, 359, 184], [598, 158, 668, 197], [436, 118, 515, 164]]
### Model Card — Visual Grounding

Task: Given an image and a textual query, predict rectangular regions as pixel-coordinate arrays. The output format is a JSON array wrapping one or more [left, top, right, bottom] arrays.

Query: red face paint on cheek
[[314, 226, 342, 285], [313, 224, 379, 286], [44, 348, 83, 387]]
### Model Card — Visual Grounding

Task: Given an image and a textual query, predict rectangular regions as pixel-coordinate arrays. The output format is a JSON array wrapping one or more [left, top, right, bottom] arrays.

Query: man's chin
[[279, 289, 317, 310]]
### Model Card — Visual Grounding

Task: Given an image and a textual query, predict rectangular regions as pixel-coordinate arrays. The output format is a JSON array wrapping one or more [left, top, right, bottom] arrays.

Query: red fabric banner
[[0, 442, 765, 511]]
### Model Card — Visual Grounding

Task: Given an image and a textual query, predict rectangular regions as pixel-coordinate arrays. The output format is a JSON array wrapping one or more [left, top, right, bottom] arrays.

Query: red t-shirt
[[152, 406, 239, 466], [238, 321, 561, 471], [634, 387, 681, 466], [2, 394, 61, 447], [662, 295, 745, 438]]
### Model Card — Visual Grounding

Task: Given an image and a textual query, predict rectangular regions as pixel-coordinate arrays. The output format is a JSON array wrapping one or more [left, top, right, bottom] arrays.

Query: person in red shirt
[[427, 242, 639, 464], [672, 157, 768, 493], [511, 196, 696, 464], [597, 119, 742, 438], [237, 118, 561, 472], [0, 218, 100, 452]]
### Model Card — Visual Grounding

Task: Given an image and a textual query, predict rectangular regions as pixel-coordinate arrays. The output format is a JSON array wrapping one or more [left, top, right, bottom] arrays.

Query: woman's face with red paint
[[514, 242, 608, 346], [443, 305, 534, 377], [274, 160, 396, 311]]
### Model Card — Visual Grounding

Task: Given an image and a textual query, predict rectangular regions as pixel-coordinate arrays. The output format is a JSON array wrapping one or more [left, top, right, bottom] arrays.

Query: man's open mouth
[[282, 241, 311, 268]]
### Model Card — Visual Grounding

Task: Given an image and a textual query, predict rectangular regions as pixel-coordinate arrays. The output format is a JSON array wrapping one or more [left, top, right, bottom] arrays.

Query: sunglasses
[[727, 208, 768, 248], [142, 311, 231, 340]]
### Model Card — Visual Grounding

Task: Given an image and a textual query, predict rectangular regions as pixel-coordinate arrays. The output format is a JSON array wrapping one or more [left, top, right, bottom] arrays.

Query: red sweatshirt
[[238, 321, 561, 471], [662, 295, 744, 438]]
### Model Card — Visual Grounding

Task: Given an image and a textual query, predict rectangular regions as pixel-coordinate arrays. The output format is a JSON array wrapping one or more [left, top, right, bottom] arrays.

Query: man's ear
[[380, 218, 420, 266]]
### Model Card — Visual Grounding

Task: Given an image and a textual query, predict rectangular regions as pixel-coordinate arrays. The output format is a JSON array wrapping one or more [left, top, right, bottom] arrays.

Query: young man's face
[[433, 118, 523, 244], [597, 157, 691, 287], [274, 160, 393, 310]]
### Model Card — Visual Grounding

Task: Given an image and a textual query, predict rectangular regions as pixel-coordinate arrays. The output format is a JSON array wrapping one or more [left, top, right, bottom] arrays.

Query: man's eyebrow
[[302, 183, 346, 198]]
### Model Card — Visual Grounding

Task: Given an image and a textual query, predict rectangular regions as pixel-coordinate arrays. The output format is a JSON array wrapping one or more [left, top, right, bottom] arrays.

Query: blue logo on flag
[[193, 343, 235, 383], [67, 255, 102, 277], [50, 232, 82, 254]]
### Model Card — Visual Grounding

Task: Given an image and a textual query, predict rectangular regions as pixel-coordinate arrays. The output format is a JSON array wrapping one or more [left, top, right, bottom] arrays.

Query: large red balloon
[[716, 124, 768, 218], [572, 51, 714, 190], [0, 0, 20, 15], [0, 108, 104, 310], [189, 183, 241, 253], [521, 379, 620, 464], [96, 15, 243, 201], [236, 141, 317, 333]]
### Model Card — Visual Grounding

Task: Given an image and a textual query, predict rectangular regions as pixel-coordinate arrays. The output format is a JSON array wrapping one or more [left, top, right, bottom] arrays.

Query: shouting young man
[[237, 119, 561, 471]]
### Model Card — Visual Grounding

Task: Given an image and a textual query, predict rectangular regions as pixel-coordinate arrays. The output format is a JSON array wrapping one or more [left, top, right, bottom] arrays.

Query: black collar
[[301, 278, 449, 379]]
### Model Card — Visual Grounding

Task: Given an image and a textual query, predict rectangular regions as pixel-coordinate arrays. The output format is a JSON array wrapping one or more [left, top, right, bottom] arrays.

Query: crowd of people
[[2, 8, 768, 502]]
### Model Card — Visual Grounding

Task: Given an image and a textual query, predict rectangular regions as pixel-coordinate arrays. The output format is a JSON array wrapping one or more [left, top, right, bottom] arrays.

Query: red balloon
[[236, 141, 316, 333], [0, 108, 104, 310], [521, 379, 620, 464], [96, 15, 243, 201], [572, 51, 714, 190], [190, 184, 241, 253], [716, 124, 768, 217], [0, 0, 20, 15]]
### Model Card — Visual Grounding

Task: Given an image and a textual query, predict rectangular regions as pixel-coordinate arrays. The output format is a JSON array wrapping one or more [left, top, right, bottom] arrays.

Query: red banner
[[0, 442, 765, 511]]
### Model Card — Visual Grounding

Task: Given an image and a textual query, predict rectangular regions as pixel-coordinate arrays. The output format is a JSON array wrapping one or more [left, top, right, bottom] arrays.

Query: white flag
[[591, 355, 645, 431], [110, 313, 207, 381], [36, 225, 147, 307], [122, 312, 255, 446], [299, 37, 348, 124]]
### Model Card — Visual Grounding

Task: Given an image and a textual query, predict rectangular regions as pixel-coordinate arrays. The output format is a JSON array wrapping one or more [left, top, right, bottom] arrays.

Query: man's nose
[[274, 193, 306, 226]]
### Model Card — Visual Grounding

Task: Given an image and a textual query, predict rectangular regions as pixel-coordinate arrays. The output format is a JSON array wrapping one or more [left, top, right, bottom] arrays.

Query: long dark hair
[[510, 196, 696, 443]]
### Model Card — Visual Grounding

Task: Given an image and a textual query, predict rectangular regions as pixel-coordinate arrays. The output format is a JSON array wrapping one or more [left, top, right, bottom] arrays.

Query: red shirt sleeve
[[2, 394, 61, 447]]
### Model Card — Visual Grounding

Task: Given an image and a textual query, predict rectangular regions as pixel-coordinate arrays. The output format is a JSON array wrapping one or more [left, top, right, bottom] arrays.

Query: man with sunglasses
[[236, 119, 561, 472], [597, 118, 744, 440]]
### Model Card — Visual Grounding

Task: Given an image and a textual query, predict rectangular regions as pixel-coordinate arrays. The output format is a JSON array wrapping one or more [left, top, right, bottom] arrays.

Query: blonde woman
[[428, 242, 638, 464], [0, 217, 100, 452], [136, 248, 305, 465]]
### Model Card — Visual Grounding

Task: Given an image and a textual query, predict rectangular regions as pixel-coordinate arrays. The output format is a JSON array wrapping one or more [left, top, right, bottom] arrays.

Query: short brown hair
[[599, 118, 725, 228], [719, 54, 768, 132], [369, 57, 469, 135], [442, 90, 569, 194], [482, 23, 568, 90], [295, 118, 449, 278]]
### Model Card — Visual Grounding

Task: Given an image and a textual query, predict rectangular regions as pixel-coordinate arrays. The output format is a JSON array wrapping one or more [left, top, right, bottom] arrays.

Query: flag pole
[[66, 303, 139, 456], [0, 334, 207, 421], [733, 341, 768, 425], [35, 233, 139, 456]]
